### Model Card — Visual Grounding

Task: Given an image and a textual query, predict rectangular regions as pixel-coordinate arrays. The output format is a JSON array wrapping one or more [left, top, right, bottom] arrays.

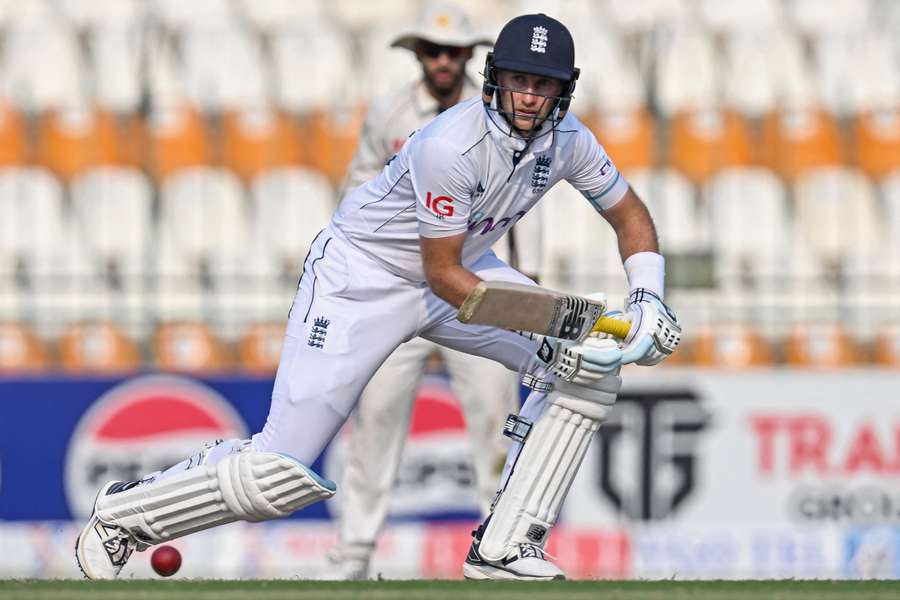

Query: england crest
[[531, 155, 552, 193]]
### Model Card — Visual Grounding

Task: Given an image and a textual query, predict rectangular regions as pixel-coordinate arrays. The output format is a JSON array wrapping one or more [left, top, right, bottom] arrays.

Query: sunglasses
[[417, 41, 466, 59]]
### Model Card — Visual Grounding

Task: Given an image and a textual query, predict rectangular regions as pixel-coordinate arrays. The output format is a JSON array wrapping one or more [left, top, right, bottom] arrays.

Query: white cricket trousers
[[251, 226, 548, 467], [336, 337, 519, 554]]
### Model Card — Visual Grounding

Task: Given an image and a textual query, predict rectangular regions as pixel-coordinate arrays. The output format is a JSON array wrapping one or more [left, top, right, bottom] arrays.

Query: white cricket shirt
[[331, 96, 628, 283]]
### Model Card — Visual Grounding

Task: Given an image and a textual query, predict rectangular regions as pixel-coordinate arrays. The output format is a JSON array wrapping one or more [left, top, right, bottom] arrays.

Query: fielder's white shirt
[[331, 96, 628, 283], [343, 77, 482, 192]]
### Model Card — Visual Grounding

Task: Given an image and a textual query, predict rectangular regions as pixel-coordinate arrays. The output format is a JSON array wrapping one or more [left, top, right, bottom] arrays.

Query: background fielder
[[327, 3, 544, 580]]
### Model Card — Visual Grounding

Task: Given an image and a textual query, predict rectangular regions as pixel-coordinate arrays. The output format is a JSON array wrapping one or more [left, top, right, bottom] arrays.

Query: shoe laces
[[519, 543, 557, 562]]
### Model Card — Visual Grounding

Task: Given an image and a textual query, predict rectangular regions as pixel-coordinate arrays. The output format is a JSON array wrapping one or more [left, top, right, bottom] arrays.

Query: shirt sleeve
[[410, 136, 475, 238], [565, 127, 629, 213]]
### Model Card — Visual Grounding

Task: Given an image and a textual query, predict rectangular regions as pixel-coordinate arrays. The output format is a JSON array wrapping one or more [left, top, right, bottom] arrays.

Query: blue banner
[[0, 373, 485, 522]]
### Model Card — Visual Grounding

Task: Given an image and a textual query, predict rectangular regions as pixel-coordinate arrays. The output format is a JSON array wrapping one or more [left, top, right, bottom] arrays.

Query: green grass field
[[1, 580, 898, 600]]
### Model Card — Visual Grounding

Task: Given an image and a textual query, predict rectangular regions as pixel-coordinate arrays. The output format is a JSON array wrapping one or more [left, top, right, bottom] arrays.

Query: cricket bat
[[457, 281, 631, 341]]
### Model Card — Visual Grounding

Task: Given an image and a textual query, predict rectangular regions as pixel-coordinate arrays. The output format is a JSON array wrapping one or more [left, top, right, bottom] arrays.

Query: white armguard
[[96, 446, 335, 545], [478, 372, 620, 562]]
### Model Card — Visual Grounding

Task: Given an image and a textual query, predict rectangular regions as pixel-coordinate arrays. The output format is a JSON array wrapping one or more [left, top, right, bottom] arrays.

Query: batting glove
[[618, 288, 682, 366]]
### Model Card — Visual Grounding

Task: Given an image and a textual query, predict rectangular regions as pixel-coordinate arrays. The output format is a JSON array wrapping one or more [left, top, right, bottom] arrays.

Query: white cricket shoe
[[463, 524, 566, 581], [75, 482, 148, 580]]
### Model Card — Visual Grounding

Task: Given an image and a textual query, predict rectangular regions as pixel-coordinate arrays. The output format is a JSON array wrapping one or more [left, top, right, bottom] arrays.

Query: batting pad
[[478, 388, 612, 562], [96, 451, 336, 544]]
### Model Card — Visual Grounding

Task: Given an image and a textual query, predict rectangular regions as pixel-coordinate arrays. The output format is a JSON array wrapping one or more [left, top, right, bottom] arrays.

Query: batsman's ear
[[557, 67, 580, 118], [481, 52, 496, 104]]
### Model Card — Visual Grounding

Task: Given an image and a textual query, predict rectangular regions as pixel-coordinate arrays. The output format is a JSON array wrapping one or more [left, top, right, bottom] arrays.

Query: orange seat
[[761, 108, 843, 181], [144, 103, 210, 181], [853, 109, 900, 181], [0, 322, 49, 373], [693, 323, 773, 368], [153, 322, 228, 373], [58, 321, 140, 374], [0, 103, 27, 166], [237, 322, 285, 374], [301, 106, 365, 183], [582, 107, 655, 173], [873, 325, 900, 367], [784, 324, 858, 368], [36, 107, 123, 182], [221, 108, 302, 183], [668, 109, 754, 185]]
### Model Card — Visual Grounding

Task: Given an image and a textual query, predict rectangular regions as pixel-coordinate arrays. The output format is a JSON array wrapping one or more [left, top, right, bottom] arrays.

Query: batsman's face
[[416, 41, 472, 93], [496, 70, 563, 133]]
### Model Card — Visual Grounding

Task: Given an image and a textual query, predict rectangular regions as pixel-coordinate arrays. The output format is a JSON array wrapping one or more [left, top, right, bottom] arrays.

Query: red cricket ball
[[150, 545, 182, 577]]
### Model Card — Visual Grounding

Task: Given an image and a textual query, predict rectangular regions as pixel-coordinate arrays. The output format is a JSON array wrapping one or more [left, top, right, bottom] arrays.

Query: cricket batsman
[[326, 3, 538, 580], [76, 13, 680, 581]]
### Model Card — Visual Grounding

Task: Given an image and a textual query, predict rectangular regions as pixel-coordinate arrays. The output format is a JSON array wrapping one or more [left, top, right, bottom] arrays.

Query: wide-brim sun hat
[[391, 2, 493, 50]]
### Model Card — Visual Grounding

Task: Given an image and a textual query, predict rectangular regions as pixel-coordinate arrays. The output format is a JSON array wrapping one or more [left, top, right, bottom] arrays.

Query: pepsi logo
[[65, 375, 248, 518], [325, 375, 481, 518]]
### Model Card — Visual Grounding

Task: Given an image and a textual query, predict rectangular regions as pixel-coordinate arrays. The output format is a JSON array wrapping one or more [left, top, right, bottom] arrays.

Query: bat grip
[[592, 316, 631, 339]]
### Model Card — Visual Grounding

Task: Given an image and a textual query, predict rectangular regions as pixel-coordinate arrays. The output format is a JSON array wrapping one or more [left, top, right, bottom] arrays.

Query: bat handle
[[592, 316, 631, 339]]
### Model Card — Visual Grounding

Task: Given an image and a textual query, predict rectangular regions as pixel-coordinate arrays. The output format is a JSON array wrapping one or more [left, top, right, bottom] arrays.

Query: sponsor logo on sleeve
[[425, 192, 455, 218]]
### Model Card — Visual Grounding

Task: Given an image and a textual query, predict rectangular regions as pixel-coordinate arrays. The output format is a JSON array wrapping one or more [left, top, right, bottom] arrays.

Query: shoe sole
[[74, 482, 117, 580], [463, 561, 565, 581]]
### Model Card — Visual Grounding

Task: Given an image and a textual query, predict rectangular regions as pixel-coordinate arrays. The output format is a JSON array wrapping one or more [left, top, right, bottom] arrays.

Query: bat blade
[[457, 281, 611, 340]]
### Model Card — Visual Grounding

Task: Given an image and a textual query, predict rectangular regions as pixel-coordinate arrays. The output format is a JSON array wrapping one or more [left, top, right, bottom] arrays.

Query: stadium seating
[[36, 106, 122, 181], [237, 322, 286, 374], [221, 107, 303, 182], [873, 325, 900, 367], [0, 13, 84, 112], [144, 102, 211, 180], [0, 102, 27, 166], [626, 168, 706, 254], [236, 0, 324, 32], [583, 108, 654, 173], [761, 108, 843, 181], [722, 28, 814, 119], [786, 0, 872, 35], [853, 109, 900, 180], [251, 166, 335, 274], [156, 167, 250, 324], [654, 27, 719, 116], [667, 108, 754, 185], [70, 166, 153, 287], [57, 320, 140, 373], [56, 0, 143, 30], [696, 0, 783, 33], [152, 322, 229, 373], [811, 32, 900, 118], [86, 24, 144, 114], [0, 1, 896, 368], [271, 24, 357, 114], [301, 106, 367, 184], [0, 322, 49, 373], [693, 323, 774, 368], [180, 23, 269, 112], [784, 324, 859, 368], [793, 167, 883, 266]]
